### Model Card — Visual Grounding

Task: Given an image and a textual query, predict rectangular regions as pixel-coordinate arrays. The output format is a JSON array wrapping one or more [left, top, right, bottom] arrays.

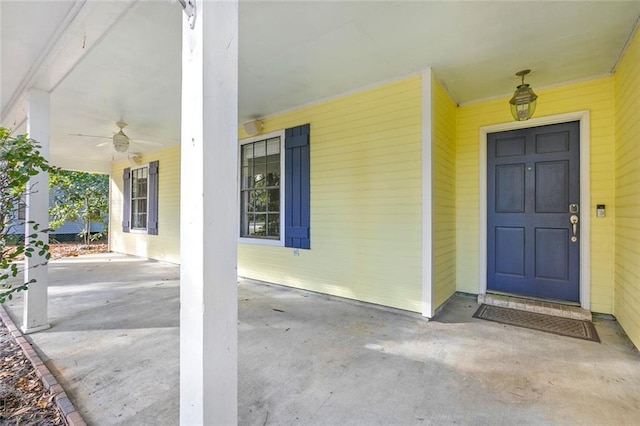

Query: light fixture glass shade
[[509, 83, 538, 121], [113, 131, 130, 152]]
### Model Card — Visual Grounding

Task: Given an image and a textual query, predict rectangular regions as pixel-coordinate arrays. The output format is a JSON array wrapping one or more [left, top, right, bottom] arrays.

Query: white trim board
[[478, 111, 591, 310], [421, 68, 434, 318]]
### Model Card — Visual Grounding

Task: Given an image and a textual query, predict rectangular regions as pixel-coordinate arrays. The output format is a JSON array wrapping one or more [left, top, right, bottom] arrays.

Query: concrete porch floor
[[3, 253, 640, 425]]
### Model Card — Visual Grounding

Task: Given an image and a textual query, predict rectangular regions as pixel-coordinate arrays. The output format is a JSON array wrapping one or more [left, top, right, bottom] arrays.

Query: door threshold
[[478, 292, 591, 321], [486, 291, 581, 307]]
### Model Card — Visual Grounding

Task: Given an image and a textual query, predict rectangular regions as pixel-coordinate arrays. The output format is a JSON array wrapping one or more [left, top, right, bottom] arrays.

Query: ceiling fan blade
[[133, 139, 164, 146], [69, 133, 111, 139], [96, 141, 111, 148]]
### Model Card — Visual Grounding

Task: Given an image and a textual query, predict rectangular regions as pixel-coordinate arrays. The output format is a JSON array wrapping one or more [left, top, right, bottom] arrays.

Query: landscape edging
[[0, 304, 87, 426]]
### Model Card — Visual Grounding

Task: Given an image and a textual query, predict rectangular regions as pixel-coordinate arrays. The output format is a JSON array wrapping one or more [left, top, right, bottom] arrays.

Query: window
[[131, 167, 148, 229], [239, 124, 310, 249], [123, 161, 159, 235], [17, 197, 26, 221], [240, 135, 282, 240]]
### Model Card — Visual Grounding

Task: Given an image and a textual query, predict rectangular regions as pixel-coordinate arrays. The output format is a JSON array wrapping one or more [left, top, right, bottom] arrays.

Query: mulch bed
[[48, 242, 108, 260], [9, 242, 108, 262], [0, 322, 64, 425]]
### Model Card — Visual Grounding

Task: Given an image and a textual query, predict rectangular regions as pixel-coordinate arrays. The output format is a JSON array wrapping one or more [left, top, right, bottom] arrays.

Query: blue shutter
[[122, 168, 131, 232], [148, 161, 159, 235], [285, 124, 310, 249]]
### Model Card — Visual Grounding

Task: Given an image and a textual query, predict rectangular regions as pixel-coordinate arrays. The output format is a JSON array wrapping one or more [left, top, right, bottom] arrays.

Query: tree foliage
[[0, 128, 52, 303], [49, 170, 109, 245]]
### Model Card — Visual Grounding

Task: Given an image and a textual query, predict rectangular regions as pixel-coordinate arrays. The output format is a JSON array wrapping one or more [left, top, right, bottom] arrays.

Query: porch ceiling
[[2, 0, 639, 172]]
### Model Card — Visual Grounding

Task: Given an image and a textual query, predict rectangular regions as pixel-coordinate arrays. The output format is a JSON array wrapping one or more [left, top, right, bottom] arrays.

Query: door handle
[[570, 215, 579, 242]]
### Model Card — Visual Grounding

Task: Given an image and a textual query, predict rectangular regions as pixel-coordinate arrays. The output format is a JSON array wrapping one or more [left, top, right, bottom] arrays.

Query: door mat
[[473, 304, 600, 343]]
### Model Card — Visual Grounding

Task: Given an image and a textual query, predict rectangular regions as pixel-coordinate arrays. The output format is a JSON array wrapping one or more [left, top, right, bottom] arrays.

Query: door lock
[[569, 204, 579, 213], [570, 215, 579, 242]]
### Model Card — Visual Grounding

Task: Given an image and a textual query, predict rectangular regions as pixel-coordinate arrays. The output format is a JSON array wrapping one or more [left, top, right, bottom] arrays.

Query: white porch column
[[22, 89, 50, 334], [179, 1, 238, 424]]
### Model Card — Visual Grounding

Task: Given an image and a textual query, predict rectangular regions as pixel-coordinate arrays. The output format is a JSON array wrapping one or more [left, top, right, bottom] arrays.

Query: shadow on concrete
[[3, 253, 640, 425]]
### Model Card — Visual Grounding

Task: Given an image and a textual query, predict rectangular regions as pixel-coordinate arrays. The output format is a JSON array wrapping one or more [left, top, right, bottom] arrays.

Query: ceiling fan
[[69, 121, 162, 153]]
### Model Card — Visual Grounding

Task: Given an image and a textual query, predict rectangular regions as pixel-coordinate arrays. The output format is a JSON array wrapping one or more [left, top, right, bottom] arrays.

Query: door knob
[[570, 215, 579, 242]]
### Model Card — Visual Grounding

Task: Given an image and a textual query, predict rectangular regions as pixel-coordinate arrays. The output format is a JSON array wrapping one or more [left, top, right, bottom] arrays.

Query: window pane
[[268, 189, 279, 211], [253, 214, 266, 236], [267, 213, 279, 237], [266, 161, 279, 186], [254, 171, 265, 188], [246, 214, 252, 235], [17, 201, 26, 221], [248, 161, 256, 189], [251, 189, 266, 212], [136, 199, 147, 214], [242, 144, 253, 168], [254, 141, 266, 162], [241, 167, 250, 189], [138, 182, 147, 197], [133, 212, 147, 229], [241, 213, 251, 237], [241, 191, 249, 213], [267, 138, 280, 157]]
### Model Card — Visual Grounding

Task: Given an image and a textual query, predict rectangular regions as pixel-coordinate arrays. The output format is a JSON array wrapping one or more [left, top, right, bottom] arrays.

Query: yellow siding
[[614, 28, 640, 347], [431, 77, 457, 308], [238, 76, 423, 312], [109, 145, 181, 264], [457, 77, 616, 313]]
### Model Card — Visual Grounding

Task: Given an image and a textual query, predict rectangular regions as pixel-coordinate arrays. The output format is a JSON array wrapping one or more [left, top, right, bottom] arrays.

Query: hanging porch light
[[509, 69, 538, 121]]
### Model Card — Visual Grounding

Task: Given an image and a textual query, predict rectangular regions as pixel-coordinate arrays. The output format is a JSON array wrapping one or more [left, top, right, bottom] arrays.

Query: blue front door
[[487, 121, 580, 301]]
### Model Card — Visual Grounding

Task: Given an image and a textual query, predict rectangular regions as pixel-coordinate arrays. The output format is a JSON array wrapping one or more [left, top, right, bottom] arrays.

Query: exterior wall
[[457, 77, 616, 313], [50, 220, 104, 239], [614, 28, 640, 347], [431, 77, 457, 308], [8, 186, 105, 238], [8, 216, 103, 237], [238, 76, 424, 312], [109, 145, 181, 264]]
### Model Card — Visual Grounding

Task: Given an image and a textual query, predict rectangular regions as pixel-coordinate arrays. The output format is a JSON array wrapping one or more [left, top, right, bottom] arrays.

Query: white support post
[[179, 1, 238, 424], [22, 89, 50, 334]]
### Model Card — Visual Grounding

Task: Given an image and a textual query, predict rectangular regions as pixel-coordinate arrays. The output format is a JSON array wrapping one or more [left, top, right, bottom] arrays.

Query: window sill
[[238, 237, 283, 247]]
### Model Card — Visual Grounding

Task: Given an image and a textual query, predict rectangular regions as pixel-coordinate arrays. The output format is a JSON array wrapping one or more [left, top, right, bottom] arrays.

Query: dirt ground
[[0, 242, 108, 425]]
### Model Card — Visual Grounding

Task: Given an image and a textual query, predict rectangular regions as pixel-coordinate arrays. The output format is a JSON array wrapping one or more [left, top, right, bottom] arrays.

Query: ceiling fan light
[[113, 131, 130, 152], [114, 143, 128, 153]]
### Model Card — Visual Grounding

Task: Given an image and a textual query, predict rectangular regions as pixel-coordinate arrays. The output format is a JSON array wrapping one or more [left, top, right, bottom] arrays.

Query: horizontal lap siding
[[457, 77, 616, 314], [432, 77, 457, 309], [109, 145, 180, 264], [456, 99, 504, 295], [238, 76, 423, 312], [614, 28, 640, 348]]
